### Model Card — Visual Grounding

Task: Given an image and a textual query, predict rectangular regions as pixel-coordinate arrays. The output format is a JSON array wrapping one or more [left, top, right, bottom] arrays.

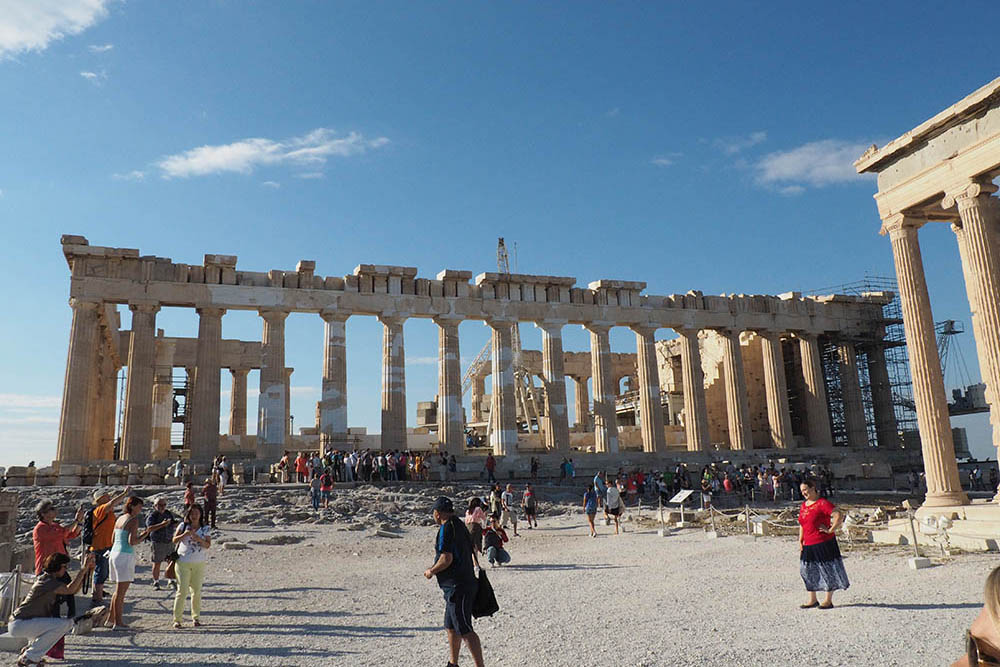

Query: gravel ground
[[19, 493, 984, 667]]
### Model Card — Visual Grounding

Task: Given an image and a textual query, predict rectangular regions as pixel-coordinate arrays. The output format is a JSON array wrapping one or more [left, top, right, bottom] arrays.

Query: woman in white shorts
[[108, 496, 169, 630]]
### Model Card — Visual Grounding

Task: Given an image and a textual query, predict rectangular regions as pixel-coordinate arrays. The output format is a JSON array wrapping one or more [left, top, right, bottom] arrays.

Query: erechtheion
[[855, 76, 1000, 508]]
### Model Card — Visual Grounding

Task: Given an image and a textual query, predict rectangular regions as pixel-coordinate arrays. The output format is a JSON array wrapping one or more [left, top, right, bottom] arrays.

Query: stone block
[[908, 557, 933, 570], [34, 467, 56, 487]]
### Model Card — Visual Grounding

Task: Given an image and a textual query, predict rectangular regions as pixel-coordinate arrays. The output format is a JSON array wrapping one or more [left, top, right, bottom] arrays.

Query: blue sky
[[0, 1, 997, 465]]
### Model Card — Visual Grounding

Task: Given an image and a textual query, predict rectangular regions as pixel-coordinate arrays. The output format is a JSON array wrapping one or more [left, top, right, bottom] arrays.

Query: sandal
[[799, 602, 819, 609], [173, 622, 182, 629], [193, 620, 202, 627], [819, 602, 834, 609]]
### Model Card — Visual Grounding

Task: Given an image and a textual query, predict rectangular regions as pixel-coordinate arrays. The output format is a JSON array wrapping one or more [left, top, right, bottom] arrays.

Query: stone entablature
[[62, 237, 887, 336]]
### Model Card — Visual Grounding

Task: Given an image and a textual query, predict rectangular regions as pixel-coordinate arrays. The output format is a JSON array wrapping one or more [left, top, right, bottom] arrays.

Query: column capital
[[378, 313, 408, 327], [433, 315, 463, 330], [128, 300, 161, 315], [485, 317, 515, 330], [674, 327, 701, 339], [789, 330, 821, 341], [535, 319, 567, 334], [196, 305, 227, 318], [630, 323, 659, 337], [879, 213, 925, 238], [709, 326, 742, 338], [583, 321, 614, 335], [752, 328, 784, 341], [320, 309, 350, 324], [942, 178, 999, 212], [258, 308, 288, 323], [284, 367, 294, 377], [68, 297, 102, 312], [229, 366, 250, 376]]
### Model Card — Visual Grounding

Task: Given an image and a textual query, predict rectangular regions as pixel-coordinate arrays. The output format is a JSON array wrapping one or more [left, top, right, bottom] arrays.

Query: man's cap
[[92, 488, 109, 502], [432, 496, 454, 513]]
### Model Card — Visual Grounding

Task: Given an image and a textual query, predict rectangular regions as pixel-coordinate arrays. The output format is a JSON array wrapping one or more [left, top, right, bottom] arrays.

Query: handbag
[[471, 570, 499, 618], [164, 559, 177, 580]]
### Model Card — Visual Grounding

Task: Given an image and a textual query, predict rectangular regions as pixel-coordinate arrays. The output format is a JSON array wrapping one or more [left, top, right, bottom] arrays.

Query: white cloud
[[605, 107, 621, 118], [407, 356, 439, 366], [0, 394, 61, 410], [155, 128, 390, 179], [755, 139, 874, 189], [294, 171, 325, 180], [714, 131, 767, 155], [778, 185, 805, 196], [0, 188, 4, 198], [650, 152, 683, 167], [0, 0, 114, 59], [79, 69, 106, 83], [87, 42, 112, 52], [112, 169, 146, 181], [261, 180, 280, 189]]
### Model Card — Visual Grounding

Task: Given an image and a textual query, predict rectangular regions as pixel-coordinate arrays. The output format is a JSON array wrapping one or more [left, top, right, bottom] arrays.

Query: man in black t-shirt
[[424, 496, 485, 667]]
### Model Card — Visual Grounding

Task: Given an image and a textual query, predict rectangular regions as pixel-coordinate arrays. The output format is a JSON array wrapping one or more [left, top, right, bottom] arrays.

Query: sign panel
[[669, 489, 695, 504]]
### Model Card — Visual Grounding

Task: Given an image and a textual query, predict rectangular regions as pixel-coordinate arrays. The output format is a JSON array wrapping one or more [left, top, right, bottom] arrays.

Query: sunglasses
[[968, 630, 1000, 666]]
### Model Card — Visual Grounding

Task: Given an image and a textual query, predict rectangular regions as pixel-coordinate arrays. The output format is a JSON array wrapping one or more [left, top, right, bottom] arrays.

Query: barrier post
[[745, 504, 751, 536]]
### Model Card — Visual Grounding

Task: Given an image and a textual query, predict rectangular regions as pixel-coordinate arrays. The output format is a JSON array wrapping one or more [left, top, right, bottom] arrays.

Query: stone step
[[870, 522, 998, 552]]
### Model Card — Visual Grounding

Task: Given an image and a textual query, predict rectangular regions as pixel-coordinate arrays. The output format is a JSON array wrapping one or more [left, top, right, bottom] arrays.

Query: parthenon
[[57, 234, 901, 469]]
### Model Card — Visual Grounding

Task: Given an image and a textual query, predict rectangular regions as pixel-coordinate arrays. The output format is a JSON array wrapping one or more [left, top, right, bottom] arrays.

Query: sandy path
[[59, 508, 986, 666]]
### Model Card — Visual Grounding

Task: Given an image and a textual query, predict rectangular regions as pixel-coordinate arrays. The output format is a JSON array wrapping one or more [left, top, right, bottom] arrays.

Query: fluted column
[[539, 321, 570, 451], [57, 298, 102, 463], [572, 376, 590, 430], [151, 337, 176, 460], [122, 302, 159, 461], [97, 353, 118, 460], [471, 374, 485, 423], [228, 367, 248, 436], [760, 331, 794, 449], [435, 317, 464, 455], [797, 333, 833, 448], [883, 214, 967, 506], [837, 342, 867, 448], [718, 328, 751, 451], [633, 325, 665, 453], [488, 320, 517, 456], [379, 315, 407, 451], [284, 367, 294, 435], [320, 311, 349, 454], [190, 306, 225, 461], [257, 308, 287, 461], [677, 328, 710, 451], [586, 323, 618, 453], [865, 344, 899, 448], [945, 180, 1000, 500]]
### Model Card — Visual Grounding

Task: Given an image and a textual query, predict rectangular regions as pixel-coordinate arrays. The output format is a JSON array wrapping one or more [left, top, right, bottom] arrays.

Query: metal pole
[[12, 564, 22, 612], [745, 504, 751, 536], [907, 510, 921, 558]]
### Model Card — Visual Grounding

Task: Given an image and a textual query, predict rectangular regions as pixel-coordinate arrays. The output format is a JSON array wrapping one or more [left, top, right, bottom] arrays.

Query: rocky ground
[[2, 482, 988, 666]]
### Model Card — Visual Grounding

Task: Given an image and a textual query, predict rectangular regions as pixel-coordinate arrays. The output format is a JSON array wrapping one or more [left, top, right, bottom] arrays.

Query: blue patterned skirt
[[800, 538, 850, 592]]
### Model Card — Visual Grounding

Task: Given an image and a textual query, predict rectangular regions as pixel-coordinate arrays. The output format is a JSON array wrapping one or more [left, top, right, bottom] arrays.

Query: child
[[483, 514, 510, 567]]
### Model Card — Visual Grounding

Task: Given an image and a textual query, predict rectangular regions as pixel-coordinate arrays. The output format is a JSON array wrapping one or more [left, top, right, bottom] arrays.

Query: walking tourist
[[31, 500, 84, 660], [583, 484, 598, 537], [465, 498, 487, 554], [295, 452, 309, 483], [521, 483, 538, 528], [183, 481, 196, 511], [172, 504, 212, 628], [605, 478, 623, 535], [500, 483, 519, 537], [109, 496, 169, 629], [423, 496, 485, 667], [172, 455, 184, 484], [88, 486, 130, 608], [201, 476, 218, 528], [952, 565, 1000, 666], [483, 514, 511, 566], [798, 477, 849, 609], [309, 473, 322, 510], [10, 553, 95, 667], [485, 453, 497, 483], [146, 496, 178, 590], [320, 467, 335, 508], [593, 471, 607, 510]]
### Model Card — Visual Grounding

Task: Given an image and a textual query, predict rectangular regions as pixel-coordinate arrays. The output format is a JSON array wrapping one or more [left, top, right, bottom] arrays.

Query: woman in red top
[[798, 477, 849, 609], [31, 500, 84, 660]]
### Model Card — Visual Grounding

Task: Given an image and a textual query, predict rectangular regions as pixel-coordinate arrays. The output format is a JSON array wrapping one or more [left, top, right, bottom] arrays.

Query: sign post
[[669, 490, 695, 529]]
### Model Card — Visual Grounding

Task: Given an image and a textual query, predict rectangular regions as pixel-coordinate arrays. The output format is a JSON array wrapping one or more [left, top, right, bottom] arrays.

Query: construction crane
[[936, 319, 990, 415], [460, 238, 546, 442]]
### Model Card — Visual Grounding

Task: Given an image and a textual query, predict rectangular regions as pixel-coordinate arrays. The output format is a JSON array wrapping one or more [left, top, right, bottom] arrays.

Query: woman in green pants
[[171, 504, 212, 628]]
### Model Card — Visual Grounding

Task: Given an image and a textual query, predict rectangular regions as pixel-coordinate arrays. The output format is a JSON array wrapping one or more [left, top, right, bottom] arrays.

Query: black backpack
[[81, 507, 104, 546]]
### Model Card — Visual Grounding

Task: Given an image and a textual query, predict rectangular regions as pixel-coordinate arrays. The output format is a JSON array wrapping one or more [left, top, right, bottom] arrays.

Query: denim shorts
[[92, 548, 110, 587]]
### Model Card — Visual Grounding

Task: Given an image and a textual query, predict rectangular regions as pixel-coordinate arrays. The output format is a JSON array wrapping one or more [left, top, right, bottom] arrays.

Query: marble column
[[488, 320, 517, 456], [57, 298, 101, 463], [86, 346, 105, 462], [97, 353, 118, 460], [228, 367, 248, 436], [865, 344, 899, 448], [633, 325, 665, 453], [470, 374, 485, 423], [677, 328, 710, 451], [837, 342, 867, 448], [586, 323, 619, 453], [945, 181, 1000, 500], [284, 367, 294, 436], [151, 337, 176, 460], [189, 307, 224, 461], [122, 302, 159, 461], [256, 309, 288, 461], [435, 317, 464, 455], [718, 328, 751, 451], [379, 315, 407, 451], [572, 376, 590, 430], [883, 214, 967, 506], [539, 321, 570, 451], [798, 333, 834, 448], [760, 331, 794, 449], [320, 311, 349, 454]]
